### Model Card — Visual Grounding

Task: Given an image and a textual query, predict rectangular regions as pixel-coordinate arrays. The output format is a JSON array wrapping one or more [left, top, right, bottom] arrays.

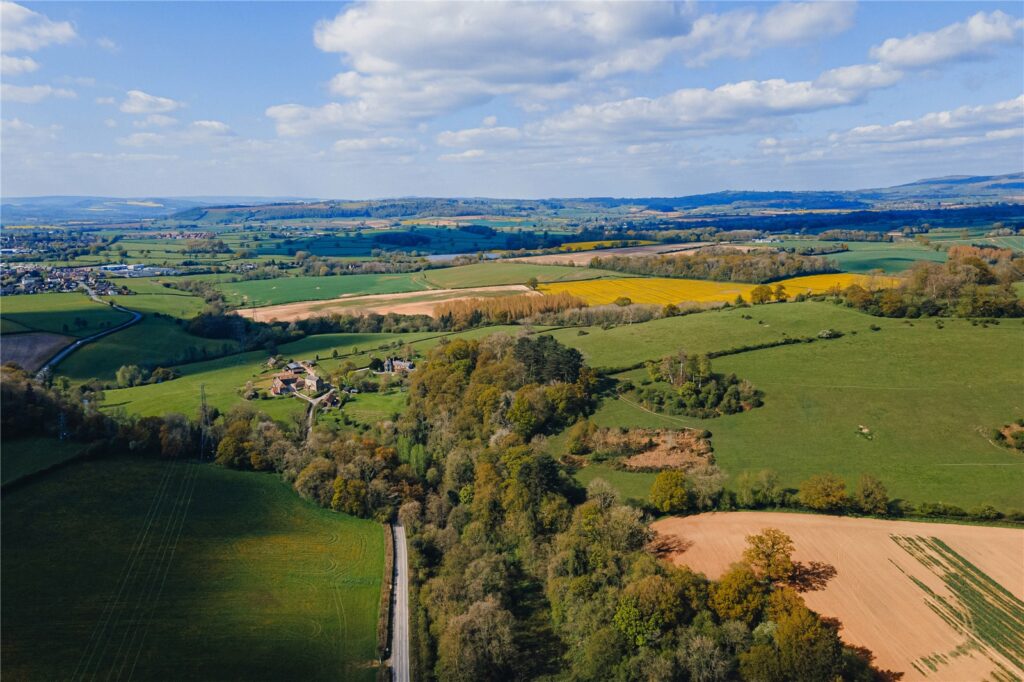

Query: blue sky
[[2, 1, 1022, 198]]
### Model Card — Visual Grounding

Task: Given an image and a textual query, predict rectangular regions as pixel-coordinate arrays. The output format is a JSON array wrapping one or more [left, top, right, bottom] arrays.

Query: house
[[383, 357, 415, 373]]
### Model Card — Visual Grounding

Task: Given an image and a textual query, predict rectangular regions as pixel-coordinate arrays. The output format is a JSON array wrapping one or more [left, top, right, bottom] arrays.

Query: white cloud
[[270, 2, 855, 135], [96, 37, 119, 52], [815, 63, 903, 91], [436, 126, 521, 147], [1, 54, 39, 75], [134, 114, 178, 128], [120, 89, 184, 114], [95, 96, 116, 105], [871, 11, 1024, 69], [0, 1, 76, 53], [831, 95, 1024, 146], [482, 115, 498, 127], [333, 136, 413, 152], [117, 132, 165, 147], [0, 117, 60, 142], [1, 83, 75, 103], [117, 119, 232, 147], [439, 149, 485, 161]]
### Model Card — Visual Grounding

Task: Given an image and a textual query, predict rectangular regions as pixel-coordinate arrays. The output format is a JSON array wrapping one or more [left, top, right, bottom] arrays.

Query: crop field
[[0, 331, 74, 372], [1, 458, 385, 681], [539, 273, 896, 305], [420, 262, 631, 289], [0, 292, 132, 337], [54, 316, 242, 382], [652, 512, 1024, 681], [558, 239, 657, 251], [754, 240, 949, 273], [1, 436, 86, 486], [237, 285, 536, 321], [588, 315, 1024, 510], [217, 272, 430, 306]]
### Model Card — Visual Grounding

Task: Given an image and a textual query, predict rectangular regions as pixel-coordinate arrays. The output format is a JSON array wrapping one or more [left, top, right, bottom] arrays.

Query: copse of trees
[[637, 351, 763, 418], [835, 245, 1024, 318], [433, 291, 587, 330], [590, 247, 839, 283]]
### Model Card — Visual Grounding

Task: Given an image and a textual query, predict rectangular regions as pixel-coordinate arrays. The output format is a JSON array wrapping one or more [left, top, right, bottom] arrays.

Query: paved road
[[36, 289, 142, 378], [390, 523, 410, 682]]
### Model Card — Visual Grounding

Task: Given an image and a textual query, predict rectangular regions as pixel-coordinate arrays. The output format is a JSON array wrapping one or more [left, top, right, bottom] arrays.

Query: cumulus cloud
[[437, 126, 522, 147], [117, 119, 232, 146], [268, 1, 856, 135], [871, 11, 1024, 68], [134, 114, 178, 128], [1, 54, 39, 75], [120, 89, 184, 114], [0, 1, 76, 53], [1, 83, 75, 103], [96, 37, 119, 52], [439, 149, 485, 161], [333, 136, 414, 152]]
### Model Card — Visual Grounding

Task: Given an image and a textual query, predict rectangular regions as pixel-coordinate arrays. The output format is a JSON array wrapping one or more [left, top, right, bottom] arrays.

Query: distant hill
[[1, 173, 1020, 225]]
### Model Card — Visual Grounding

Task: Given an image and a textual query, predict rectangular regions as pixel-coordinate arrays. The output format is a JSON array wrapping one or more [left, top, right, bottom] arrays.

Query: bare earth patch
[[590, 428, 712, 470], [652, 512, 1024, 681], [0, 332, 74, 371], [236, 285, 537, 322]]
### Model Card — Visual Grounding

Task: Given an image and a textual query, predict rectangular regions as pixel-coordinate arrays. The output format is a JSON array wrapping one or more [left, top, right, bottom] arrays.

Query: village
[[0, 263, 180, 296]]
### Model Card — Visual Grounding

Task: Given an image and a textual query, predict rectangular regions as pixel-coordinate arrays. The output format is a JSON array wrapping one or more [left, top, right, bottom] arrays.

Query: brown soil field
[[652, 512, 1024, 681], [0, 332, 73, 371], [236, 285, 536, 322]]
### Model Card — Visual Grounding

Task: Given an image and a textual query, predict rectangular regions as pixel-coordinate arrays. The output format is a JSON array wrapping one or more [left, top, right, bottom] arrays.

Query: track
[[70, 458, 202, 682], [36, 287, 142, 378]]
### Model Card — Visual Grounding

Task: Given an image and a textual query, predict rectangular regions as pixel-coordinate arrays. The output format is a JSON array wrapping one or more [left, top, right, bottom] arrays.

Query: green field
[[104, 279, 208, 318], [340, 389, 408, 427], [756, 240, 947, 274], [100, 326, 525, 420], [585, 314, 1024, 510], [573, 463, 658, 507], [1, 458, 384, 681], [420, 262, 633, 288], [550, 302, 874, 371], [1, 436, 86, 486], [55, 316, 242, 382], [0, 292, 132, 337], [218, 272, 430, 306]]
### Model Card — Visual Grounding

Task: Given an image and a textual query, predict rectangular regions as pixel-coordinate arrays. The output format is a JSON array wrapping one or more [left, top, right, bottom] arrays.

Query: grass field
[[587, 315, 1024, 510], [0, 292, 132, 337], [755, 240, 948, 274], [573, 463, 657, 506], [100, 326, 526, 420], [0, 436, 86, 486], [218, 272, 429, 306], [55, 316, 242, 382], [104, 280, 208, 318], [539, 273, 896, 306], [340, 389, 408, 427], [549, 301, 878, 371], [420, 262, 631, 289], [1, 458, 384, 681], [558, 239, 657, 251]]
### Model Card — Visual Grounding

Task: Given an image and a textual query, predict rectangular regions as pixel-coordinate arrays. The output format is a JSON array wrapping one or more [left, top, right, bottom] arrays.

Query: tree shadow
[[786, 560, 837, 592], [647, 532, 693, 558], [844, 643, 905, 681]]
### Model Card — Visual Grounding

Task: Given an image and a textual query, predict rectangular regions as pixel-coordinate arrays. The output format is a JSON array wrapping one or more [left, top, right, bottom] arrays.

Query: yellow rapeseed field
[[558, 239, 657, 252], [539, 273, 898, 305]]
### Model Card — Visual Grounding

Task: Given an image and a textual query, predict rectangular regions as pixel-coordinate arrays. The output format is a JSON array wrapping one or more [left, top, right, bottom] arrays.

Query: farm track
[[70, 458, 202, 682], [37, 289, 142, 378]]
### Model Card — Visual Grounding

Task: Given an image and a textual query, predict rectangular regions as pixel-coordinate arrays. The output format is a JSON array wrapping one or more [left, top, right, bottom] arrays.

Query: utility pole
[[199, 384, 212, 459]]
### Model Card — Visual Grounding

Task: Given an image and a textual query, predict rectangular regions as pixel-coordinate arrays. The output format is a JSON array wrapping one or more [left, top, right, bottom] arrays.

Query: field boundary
[[377, 523, 396, 661]]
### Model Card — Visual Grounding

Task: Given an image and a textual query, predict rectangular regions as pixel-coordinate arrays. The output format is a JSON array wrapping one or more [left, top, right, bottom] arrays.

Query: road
[[36, 288, 142, 378], [389, 523, 410, 682], [292, 389, 335, 438]]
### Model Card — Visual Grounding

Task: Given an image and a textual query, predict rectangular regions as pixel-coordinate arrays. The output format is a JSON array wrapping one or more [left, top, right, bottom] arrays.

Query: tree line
[[590, 248, 838, 283]]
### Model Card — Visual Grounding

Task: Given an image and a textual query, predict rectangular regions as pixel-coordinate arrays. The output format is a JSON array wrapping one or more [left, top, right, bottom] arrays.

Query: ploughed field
[[1, 458, 385, 681], [653, 512, 1024, 682]]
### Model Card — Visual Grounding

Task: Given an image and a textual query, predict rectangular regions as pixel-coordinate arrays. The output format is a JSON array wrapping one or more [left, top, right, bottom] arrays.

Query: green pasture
[[586, 315, 1024, 511], [55, 316, 242, 382], [551, 301, 873, 371], [1, 458, 384, 681], [103, 280, 208, 318], [218, 272, 430, 307], [1, 437, 86, 486], [0, 292, 132, 337], [759, 239, 947, 274]]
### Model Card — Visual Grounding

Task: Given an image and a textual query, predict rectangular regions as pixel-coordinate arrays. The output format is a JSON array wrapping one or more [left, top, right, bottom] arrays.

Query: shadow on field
[[787, 560, 838, 592]]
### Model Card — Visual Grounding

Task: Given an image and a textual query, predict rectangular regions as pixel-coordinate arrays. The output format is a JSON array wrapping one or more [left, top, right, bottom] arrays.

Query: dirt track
[[652, 512, 1024, 681], [236, 285, 536, 322], [0, 332, 75, 372]]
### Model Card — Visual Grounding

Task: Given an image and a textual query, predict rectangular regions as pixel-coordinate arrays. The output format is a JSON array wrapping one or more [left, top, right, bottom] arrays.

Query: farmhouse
[[383, 357, 415, 373], [269, 360, 325, 396]]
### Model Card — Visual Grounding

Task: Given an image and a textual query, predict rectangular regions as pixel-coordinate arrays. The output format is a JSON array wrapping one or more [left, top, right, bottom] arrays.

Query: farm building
[[383, 357, 415, 373]]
